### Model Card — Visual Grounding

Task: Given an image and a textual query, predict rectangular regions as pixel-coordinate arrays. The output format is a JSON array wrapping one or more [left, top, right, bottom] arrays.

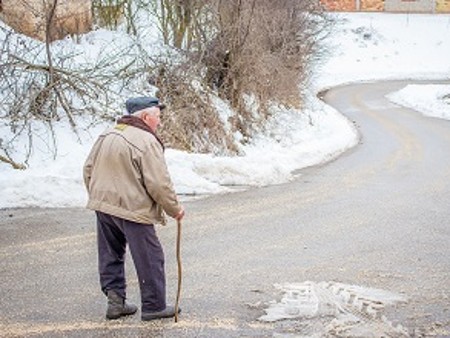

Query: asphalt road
[[1, 80, 449, 337]]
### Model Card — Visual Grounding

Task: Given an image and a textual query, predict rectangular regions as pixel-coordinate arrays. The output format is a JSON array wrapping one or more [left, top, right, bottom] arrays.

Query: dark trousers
[[96, 211, 166, 312]]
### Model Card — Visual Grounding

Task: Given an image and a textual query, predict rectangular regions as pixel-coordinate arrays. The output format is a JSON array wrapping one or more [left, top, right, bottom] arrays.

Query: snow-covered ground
[[258, 281, 409, 336], [1, 13, 449, 208], [386, 84, 450, 119]]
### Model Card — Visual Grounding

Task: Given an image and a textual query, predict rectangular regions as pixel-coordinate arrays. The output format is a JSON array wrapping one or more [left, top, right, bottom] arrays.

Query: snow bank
[[1, 13, 450, 208]]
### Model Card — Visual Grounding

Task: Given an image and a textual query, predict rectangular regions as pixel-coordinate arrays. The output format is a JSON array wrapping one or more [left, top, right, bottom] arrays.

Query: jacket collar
[[117, 115, 165, 150]]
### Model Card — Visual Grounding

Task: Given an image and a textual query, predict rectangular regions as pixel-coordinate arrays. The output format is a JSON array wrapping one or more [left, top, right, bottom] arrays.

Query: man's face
[[143, 107, 161, 131]]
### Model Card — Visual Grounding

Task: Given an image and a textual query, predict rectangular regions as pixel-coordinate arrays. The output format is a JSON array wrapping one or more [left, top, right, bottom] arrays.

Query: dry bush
[[198, 0, 332, 137], [0, 0, 332, 168], [0, 1, 156, 168], [144, 0, 332, 150], [150, 62, 238, 155], [0, 1, 95, 168]]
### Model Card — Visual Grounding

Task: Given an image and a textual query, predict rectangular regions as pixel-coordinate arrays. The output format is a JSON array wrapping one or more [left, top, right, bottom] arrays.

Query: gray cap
[[125, 96, 166, 114]]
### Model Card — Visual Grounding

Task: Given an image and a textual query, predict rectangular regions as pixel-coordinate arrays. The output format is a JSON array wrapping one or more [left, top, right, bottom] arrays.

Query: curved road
[[1, 81, 449, 337]]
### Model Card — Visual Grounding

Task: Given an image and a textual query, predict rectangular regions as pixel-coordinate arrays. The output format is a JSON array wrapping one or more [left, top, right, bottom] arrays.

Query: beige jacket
[[83, 123, 181, 225]]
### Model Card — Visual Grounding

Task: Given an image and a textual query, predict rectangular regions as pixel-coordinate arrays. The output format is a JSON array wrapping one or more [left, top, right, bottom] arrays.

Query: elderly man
[[83, 97, 185, 321]]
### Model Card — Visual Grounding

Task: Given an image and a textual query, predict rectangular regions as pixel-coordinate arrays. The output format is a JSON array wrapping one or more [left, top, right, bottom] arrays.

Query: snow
[[386, 84, 450, 120], [1, 13, 450, 208], [259, 282, 409, 337], [314, 13, 450, 88]]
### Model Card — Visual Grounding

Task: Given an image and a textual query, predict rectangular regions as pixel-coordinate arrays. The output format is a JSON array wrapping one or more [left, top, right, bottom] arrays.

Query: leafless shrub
[[153, 0, 333, 141], [0, 1, 160, 168], [200, 0, 332, 135], [0, 0, 333, 169], [150, 61, 238, 155]]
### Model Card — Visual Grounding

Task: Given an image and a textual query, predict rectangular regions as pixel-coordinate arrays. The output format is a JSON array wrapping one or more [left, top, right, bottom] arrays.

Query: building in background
[[0, 0, 92, 41], [320, 0, 450, 13]]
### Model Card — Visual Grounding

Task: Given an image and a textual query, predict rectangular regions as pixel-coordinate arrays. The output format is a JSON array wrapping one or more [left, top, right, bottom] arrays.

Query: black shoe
[[141, 305, 181, 321], [106, 290, 138, 320]]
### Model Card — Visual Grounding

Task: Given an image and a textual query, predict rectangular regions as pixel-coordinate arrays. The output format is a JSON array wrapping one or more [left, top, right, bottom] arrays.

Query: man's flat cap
[[125, 96, 166, 114]]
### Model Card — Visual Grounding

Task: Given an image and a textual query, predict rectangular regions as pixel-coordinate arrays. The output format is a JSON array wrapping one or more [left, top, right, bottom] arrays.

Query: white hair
[[132, 106, 160, 118]]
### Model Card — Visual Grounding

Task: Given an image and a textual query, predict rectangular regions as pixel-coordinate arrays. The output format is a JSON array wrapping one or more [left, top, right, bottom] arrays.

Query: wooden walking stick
[[174, 219, 182, 323]]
